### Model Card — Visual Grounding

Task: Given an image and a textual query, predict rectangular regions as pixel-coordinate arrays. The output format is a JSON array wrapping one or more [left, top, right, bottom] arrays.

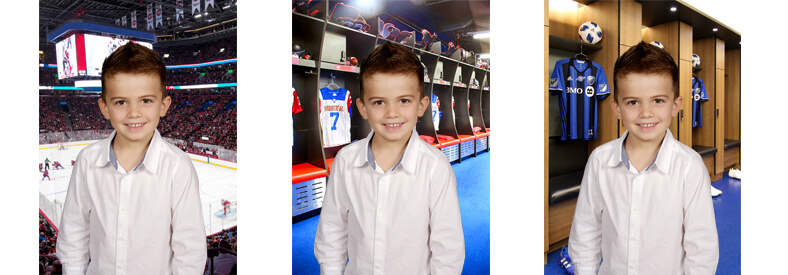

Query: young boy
[[314, 42, 465, 274], [568, 41, 719, 274], [57, 42, 207, 274]]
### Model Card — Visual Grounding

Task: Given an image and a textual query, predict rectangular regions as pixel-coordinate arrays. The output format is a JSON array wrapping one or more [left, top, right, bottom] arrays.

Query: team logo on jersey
[[567, 76, 574, 82], [694, 88, 700, 94], [587, 76, 595, 85], [600, 84, 608, 93], [550, 78, 559, 87], [585, 86, 595, 97], [577, 76, 585, 82], [694, 94, 701, 101], [567, 87, 583, 94]]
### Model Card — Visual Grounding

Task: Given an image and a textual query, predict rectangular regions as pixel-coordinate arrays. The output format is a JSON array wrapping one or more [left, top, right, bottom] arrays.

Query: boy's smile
[[99, 73, 171, 146], [612, 73, 682, 146], [357, 73, 428, 147]]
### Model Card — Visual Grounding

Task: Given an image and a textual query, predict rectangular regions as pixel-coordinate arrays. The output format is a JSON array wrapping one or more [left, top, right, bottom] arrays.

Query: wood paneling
[[724, 147, 740, 169], [619, 0, 642, 47], [618, 45, 630, 138], [725, 49, 741, 141], [580, 0, 620, 154], [692, 38, 715, 149], [641, 22, 679, 66], [679, 22, 693, 62], [715, 67, 725, 175], [544, 26, 550, 258], [702, 154, 714, 177], [548, 198, 578, 244], [545, 0, 549, 27], [549, 0, 580, 40], [716, 39, 725, 69], [679, 60, 693, 144]]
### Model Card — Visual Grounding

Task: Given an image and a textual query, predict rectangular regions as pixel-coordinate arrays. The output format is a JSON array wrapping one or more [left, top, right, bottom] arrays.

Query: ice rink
[[39, 141, 237, 235]]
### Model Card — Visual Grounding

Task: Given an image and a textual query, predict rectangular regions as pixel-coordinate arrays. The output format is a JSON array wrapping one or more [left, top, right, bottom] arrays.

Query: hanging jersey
[[691, 77, 709, 128], [292, 87, 303, 146], [548, 58, 610, 140], [319, 87, 352, 147], [431, 94, 441, 130]]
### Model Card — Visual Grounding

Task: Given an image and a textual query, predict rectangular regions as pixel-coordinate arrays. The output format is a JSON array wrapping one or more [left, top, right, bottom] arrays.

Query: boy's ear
[[356, 97, 369, 119], [672, 96, 683, 117], [610, 97, 622, 120], [98, 97, 110, 120], [159, 95, 172, 117], [417, 95, 429, 117]]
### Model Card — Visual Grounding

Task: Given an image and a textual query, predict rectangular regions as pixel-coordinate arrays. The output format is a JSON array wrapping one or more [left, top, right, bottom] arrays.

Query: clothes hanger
[[574, 43, 588, 61], [325, 73, 341, 90]]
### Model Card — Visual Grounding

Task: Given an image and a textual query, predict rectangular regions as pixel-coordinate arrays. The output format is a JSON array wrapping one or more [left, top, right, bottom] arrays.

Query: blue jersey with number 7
[[319, 87, 352, 147]]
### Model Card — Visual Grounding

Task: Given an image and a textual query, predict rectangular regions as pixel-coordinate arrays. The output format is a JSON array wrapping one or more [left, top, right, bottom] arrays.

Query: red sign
[[437, 80, 447, 85], [292, 58, 299, 64], [334, 65, 355, 72]]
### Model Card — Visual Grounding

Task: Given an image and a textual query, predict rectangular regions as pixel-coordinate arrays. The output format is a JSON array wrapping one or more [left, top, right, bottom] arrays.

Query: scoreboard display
[[55, 34, 153, 79]]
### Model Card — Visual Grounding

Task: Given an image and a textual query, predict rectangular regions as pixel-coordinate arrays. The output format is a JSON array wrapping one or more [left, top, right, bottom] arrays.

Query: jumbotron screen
[[55, 34, 153, 79]]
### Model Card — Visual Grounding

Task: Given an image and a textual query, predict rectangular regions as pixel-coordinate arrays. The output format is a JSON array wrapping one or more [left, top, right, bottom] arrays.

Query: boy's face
[[357, 73, 428, 146], [612, 73, 682, 145], [99, 73, 171, 146]]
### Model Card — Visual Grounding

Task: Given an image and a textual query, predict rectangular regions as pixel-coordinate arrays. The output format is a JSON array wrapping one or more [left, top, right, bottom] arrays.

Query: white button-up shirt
[[57, 130, 207, 275], [315, 129, 465, 275], [568, 130, 718, 275]]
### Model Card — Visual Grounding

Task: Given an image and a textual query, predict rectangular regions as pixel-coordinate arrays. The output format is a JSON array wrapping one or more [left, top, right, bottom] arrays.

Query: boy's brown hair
[[613, 41, 679, 102], [100, 42, 167, 101], [358, 41, 425, 101]]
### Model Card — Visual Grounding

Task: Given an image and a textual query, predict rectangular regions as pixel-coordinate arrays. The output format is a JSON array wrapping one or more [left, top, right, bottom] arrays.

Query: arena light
[[39, 50, 44, 54], [219, 48, 225, 53], [163, 54, 170, 58], [201, 136, 209, 140], [472, 31, 490, 39], [74, 80, 101, 88], [195, 14, 202, 18]]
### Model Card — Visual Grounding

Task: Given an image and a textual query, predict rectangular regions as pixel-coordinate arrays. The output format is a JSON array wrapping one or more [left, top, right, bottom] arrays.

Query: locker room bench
[[692, 145, 717, 177], [723, 139, 740, 169]]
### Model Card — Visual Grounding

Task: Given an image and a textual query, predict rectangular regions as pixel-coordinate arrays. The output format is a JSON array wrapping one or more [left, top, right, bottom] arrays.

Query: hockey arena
[[38, 1, 237, 273]]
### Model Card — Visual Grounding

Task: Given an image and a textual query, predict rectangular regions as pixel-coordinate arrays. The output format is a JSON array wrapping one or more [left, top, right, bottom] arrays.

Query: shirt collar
[[95, 129, 162, 174], [608, 129, 674, 174], [353, 129, 419, 174]]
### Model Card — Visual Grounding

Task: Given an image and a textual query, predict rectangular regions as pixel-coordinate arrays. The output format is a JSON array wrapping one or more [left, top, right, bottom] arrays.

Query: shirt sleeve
[[57, 151, 92, 275], [682, 155, 719, 274], [428, 157, 466, 275], [549, 63, 565, 95], [568, 150, 604, 275], [595, 64, 610, 99], [314, 153, 350, 275], [170, 155, 208, 275], [700, 80, 709, 101]]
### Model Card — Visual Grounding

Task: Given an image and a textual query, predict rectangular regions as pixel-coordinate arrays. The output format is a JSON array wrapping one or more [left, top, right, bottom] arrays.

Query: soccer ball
[[650, 41, 664, 50], [578, 21, 602, 44], [692, 54, 701, 68]]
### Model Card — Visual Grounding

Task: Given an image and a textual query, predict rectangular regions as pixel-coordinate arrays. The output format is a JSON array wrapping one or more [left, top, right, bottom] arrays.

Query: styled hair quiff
[[358, 41, 425, 101], [613, 41, 679, 102]]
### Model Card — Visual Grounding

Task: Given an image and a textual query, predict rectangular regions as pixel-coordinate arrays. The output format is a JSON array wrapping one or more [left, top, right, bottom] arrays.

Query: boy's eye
[[654, 99, 664, 104], [400, 99, 411, 104], [626, 100, 637, 106], [114, 100, 126, 106], [142, 98, 153, 104], [372, 100, 384, 106]]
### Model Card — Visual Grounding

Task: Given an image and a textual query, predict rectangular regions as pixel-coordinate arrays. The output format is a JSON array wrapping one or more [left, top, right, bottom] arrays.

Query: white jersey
[[319, 87, 352, 147], [431, 94, 441, 131]]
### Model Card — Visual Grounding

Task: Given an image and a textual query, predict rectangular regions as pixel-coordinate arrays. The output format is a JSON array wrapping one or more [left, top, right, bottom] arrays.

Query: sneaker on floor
[[728, 168, 741, 180], [711, 185, 722, 197], [559, 245, 575, 274]]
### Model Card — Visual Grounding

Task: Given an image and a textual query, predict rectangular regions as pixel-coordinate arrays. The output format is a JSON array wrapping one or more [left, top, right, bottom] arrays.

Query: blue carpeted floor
[[293, 151, 491, 274], [543, 173, 741, 274]]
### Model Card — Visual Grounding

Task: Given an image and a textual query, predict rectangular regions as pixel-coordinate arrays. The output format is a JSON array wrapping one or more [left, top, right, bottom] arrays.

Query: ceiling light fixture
[[670, 7, 677, 12], [713, 28, 718, 32]]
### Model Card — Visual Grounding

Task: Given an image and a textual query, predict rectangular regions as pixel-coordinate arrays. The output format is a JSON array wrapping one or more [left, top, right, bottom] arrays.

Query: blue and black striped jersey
[[691, 77, 709, 128], [549, 58, 611, 140]]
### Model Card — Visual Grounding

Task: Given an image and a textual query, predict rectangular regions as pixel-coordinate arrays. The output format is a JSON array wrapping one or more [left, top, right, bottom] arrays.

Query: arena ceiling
[[39, 0, 237, 43]]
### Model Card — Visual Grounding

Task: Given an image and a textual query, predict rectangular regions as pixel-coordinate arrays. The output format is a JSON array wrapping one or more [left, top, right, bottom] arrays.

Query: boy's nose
[[385, 105, 400, 117]]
